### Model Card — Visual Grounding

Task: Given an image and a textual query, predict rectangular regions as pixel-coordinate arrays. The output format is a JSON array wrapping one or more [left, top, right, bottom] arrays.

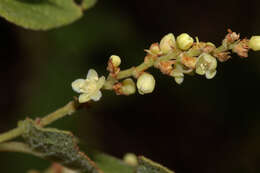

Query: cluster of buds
[[71, 30, 260, 103], [106, 55, 156, 96], [145, 30, 260, 85]]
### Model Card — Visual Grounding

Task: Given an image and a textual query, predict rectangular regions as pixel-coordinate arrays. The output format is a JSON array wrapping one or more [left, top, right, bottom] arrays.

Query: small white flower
[[72, 69, 105, 103], [195, 53, 217, 79]]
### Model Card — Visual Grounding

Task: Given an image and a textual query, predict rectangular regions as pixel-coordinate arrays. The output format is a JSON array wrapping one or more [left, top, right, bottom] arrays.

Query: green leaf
[[20, 119, 102, 173], [136, 156, 175, 173], [89, 151, 135, 173], [0, 0, 97, 30], [82, 0, 97, 10]]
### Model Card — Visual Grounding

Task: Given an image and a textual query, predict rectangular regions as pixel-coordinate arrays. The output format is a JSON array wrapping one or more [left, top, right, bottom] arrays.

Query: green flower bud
[[170, 69, 184, 85], [121, 78, 136, 95], [195, 53, 217, 79], [249, 36, 260, 51], [177, 33, 194, 50], [110, 55, 121, 67], [137, 73, 155, 95], [149, 43, 161, 55], [159, 33, 176, 54]]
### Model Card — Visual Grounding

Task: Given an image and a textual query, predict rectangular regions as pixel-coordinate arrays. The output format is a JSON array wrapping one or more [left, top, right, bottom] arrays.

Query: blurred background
[[1, 0, 260, 172]]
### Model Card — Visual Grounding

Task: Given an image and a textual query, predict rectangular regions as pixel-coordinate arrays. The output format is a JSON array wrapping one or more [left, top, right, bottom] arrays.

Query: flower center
[[82, 79, 98, 93]]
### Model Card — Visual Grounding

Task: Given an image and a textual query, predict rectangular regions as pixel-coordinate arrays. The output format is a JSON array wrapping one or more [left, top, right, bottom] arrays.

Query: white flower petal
[[87, 69, 98, 80], [71, 79, 85, 93], [96, 76, 106, 89], [90, 90, 102, 101], [175, 76, 184, 85], [79, 93, 91, 103], [205, 70, 217, 79]]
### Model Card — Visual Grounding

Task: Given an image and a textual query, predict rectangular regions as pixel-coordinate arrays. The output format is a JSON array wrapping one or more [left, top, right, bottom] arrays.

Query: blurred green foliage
[[0, 0, 97, 30]]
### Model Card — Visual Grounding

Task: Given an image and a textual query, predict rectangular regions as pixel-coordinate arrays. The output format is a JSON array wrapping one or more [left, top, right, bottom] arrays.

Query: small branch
[[0, 142, 43, 157], [105, 50, 181, 89], [39, 100, 78, 127], [0, 100, 80, 144], [0, 128, 24, 144]]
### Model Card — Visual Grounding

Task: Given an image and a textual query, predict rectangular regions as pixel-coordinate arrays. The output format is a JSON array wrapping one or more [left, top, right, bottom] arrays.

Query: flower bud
[[177, 33, 194, 50], [123, 153, 138, 166], [110, 55, 121, 67], [159, 33, 176, 54], [170, 69, 184, 85], [249, 36, 260, 51], [137, 73, 155, 95], [121, 78, 136, 95], [149, 43, 161, 55]]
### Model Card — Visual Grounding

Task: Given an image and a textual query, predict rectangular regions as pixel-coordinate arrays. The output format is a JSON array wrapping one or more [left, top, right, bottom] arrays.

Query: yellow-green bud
[[110, 55, 121, 67], [149, 43, 161, 55], [249, 36, 260, 51], [159, 33, 176, 54], [170, 69, 184, 85], [137, 73, 155, 95], [195, 53, 217, 79], [123, 153, 138, 166], [121, 78, 136, 95], [177, 33, 194, 50]]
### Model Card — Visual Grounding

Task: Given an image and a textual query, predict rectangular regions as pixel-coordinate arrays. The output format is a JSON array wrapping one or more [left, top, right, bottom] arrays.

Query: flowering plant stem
[[0, 142, 43, 157], [116, 51, 181, 80], [0, 30, 254, 144], [0, 100, 79, 144], [0, 50, 182, 144], [0, 29, 259, 157]]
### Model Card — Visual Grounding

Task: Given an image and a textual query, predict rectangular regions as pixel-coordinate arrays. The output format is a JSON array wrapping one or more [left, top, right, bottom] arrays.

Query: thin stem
[[0, 128, 24, 144], [39, 100, 78, 127], [110, 50, 181, 82], [0, 142, 43, 157], [0, 100, 80, 144]]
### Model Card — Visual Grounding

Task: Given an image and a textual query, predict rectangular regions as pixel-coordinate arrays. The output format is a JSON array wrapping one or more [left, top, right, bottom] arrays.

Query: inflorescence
[[72, 30, 260, 103]]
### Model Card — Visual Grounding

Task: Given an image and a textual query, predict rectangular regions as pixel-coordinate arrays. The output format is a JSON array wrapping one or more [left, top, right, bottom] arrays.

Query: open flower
[[195, 53, 217, 79], [72, 69, 105, 103]]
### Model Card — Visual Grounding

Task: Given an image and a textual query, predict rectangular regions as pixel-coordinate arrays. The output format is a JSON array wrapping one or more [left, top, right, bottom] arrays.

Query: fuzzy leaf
[[0, 0, 97, 30], [136, 156, 175, 173], [20, 119, 102, 173]]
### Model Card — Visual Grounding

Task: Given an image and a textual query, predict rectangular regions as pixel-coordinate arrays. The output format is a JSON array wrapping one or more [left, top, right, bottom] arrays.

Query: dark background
[[1, 0, 260, 173]]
